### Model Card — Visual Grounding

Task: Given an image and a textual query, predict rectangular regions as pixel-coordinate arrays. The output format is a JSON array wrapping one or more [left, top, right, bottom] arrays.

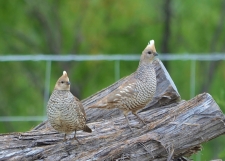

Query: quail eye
[[61, 81, 64, 84], [147, 51, 152, 54]]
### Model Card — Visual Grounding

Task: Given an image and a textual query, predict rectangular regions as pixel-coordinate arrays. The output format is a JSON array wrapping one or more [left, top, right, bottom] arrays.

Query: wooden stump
[[0, 59, 224, 161]]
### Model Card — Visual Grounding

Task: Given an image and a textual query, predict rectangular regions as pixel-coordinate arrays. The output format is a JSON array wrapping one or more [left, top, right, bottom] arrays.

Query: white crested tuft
[[63, 71, 67, 75], [148, 40, 154, 45]]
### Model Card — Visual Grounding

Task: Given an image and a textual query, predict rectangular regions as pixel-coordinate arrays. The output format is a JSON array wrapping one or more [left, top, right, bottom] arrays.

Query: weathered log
[[0, 93, 224, 161], [0, 59, 224, 161]]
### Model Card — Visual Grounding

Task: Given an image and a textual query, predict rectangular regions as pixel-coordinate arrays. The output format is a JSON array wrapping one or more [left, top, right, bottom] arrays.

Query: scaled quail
[[88, 40, 158, 130], [47, 71, 92, 143]]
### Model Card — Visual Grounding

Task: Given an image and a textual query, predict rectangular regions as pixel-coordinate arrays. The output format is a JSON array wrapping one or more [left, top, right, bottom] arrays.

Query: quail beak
[[67, 81, 70, 85], [154, 52, 158, 56]]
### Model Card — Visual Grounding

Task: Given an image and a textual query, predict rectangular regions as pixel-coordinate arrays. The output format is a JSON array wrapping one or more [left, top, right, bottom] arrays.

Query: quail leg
[[64, 134, 67, 141], [133, 112, 146, 125], [124, 114, 134, 132], [73, 130, 81, 145], [123, 110, 134, 132]]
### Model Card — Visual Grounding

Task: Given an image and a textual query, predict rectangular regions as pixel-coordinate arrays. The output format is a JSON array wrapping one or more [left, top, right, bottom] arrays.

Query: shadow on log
[[0, 59, 225, 161]]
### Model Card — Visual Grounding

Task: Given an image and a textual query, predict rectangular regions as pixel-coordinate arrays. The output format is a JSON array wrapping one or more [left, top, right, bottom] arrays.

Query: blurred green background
[[0, 0, 225, 160]]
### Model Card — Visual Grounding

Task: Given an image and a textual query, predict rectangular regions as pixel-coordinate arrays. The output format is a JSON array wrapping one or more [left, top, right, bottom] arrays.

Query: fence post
[[114, 60, 120, 81], [43, 61, 52, 117], [190, 60, 196, 98]]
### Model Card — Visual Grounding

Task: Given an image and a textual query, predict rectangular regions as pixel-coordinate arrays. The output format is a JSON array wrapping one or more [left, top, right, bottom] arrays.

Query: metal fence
[[0, 53, 224, 122]]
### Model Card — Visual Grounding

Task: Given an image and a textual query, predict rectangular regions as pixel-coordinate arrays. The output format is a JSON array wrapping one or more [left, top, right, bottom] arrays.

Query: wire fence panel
[[0, 54, 224, 122], [0, 53, 225, 61]]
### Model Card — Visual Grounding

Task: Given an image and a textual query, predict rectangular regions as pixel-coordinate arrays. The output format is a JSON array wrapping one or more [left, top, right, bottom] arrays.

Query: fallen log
[[0, 59, 224, 161], [0, 93, 224, 161]]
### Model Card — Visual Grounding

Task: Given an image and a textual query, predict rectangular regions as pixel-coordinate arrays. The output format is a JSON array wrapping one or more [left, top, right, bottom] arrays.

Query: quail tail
[[88, 99, 108, 109], [83, 125, 92, 133]]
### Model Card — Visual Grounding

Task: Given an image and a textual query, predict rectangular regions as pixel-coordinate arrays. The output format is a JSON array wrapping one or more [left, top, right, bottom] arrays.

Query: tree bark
[[0, 59, 224, 161]]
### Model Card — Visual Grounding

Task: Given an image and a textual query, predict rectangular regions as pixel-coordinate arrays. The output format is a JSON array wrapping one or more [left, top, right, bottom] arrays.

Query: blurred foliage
[[0, 0, 225, 160]]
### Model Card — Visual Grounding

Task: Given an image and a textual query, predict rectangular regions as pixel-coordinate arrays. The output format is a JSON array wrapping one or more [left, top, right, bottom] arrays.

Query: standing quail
[[47, 71, 92, 143], [88, 40, 158, 130]]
